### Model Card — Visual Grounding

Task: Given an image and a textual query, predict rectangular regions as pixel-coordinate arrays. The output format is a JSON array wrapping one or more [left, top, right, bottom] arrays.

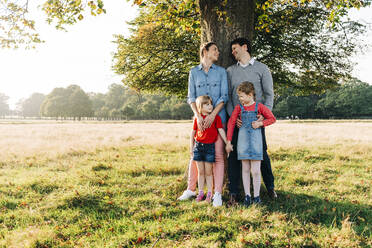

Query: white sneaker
[[177, 190, 196, 201], [212, 192, 223, 207]]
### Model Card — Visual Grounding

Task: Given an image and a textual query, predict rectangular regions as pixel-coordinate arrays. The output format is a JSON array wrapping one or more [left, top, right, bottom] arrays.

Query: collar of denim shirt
[[197, 63, 217, 71]]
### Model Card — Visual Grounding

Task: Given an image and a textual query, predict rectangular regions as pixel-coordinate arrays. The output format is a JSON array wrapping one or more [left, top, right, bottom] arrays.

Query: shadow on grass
[[263, 190, 371, 237], [128, 167, 184, 177], [29, 182, 59, 194], [57, 194, 125, 220]]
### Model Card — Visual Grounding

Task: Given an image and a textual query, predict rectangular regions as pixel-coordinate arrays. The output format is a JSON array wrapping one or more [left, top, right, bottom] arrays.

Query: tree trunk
[[199, 0, 255, 68]]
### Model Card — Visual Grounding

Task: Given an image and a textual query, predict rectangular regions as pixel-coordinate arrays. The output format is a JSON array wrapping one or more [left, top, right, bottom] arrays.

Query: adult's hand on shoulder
[[196, 115, 204, 132], [203, 113, 216, 129]]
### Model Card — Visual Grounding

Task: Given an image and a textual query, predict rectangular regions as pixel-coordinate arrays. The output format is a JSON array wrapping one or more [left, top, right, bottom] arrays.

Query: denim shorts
[[193, 141, 215, 163]]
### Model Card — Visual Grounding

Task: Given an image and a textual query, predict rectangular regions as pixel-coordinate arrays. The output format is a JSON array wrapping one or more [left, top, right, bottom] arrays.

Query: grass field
[[0, 120, 371, 247]]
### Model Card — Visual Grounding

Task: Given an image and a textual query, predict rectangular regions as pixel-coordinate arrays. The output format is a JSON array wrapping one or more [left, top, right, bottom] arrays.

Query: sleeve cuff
[[187, 98, 196, 104], [215, 97, 226, 106]]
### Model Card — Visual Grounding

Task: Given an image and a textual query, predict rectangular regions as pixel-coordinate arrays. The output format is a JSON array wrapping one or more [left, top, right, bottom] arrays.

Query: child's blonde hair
[[237, 81, 256, 100], [195, 95, 212, 114]]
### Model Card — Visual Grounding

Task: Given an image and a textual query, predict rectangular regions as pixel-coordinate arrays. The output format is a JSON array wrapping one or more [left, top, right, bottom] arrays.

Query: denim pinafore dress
[[237, 102, 263, 161]]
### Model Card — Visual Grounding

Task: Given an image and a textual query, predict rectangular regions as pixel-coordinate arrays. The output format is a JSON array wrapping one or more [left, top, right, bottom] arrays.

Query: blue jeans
[[193, 141, 215, 163]]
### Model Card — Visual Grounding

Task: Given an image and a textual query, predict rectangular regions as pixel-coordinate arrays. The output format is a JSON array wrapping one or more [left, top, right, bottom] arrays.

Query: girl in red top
[[190, 95, 231, 203], [226, 82, 276, 206]]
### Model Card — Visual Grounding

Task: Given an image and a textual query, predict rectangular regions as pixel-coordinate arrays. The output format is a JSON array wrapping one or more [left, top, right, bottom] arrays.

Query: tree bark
[[199, 0, 255, 68]]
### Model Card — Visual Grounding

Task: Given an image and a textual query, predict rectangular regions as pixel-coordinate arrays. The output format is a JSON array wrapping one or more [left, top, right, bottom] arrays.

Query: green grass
[[0, 144, 371, 247]]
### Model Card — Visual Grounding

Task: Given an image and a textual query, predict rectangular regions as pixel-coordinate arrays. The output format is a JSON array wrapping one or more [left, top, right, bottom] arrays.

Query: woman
[[178, 42, 228, 207]]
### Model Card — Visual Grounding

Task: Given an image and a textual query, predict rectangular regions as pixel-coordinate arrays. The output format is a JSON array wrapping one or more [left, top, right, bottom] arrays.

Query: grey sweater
[[226, 60, 274, 116]]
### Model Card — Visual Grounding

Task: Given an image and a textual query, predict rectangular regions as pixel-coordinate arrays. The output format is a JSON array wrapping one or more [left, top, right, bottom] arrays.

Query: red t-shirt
[[193, 115, 223, 144], [227, 102, 276, 141]]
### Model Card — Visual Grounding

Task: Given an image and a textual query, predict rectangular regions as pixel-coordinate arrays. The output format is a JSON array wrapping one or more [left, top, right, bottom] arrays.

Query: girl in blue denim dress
[[226, 82, 276, 206]]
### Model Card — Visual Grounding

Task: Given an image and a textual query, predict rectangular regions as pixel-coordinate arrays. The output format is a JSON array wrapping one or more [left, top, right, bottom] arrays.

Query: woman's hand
[[190, 146, 194, 158], [203, 113, 216, 129], [196, 114, 204, 131]]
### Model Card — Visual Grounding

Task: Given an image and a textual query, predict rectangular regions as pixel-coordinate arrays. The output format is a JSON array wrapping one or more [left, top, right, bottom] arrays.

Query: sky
[[0, 3, 371, 109], [0, 1, 138, 108]]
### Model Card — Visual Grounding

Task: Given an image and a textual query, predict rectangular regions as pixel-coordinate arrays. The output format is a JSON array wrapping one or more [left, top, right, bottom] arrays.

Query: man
[[226, 37, 277, 205], [177, 42, 228, 207]]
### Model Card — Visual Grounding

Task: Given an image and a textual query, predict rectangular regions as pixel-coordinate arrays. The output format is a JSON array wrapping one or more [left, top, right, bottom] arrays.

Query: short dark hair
[[200, 42, 217, 60], [230, 37, 252, 55]]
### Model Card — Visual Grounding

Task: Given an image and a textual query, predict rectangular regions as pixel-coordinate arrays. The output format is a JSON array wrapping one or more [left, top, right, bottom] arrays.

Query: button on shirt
[[187, 64, 229, 123]]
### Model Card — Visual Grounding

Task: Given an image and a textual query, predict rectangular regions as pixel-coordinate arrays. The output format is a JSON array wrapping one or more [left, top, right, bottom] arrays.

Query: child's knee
[[205, 169, 212, 177], [251, 167, 260, 177], [242, 167, 250, 174]]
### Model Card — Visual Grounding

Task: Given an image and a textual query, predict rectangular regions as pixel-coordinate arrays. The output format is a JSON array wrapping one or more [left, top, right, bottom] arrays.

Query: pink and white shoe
[[205, 192, 212, 203], [195, 192, 204, 202]]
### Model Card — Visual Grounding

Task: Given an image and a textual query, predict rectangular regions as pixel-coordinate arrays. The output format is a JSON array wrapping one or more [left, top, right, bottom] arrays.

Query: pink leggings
[[187, 125, 225, 194]]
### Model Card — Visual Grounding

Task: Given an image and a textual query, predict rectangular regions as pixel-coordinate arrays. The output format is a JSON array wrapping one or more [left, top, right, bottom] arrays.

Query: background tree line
[[273, 78, 372, 119], [4, 83, 193, 120], [1, 78, 371, 120]]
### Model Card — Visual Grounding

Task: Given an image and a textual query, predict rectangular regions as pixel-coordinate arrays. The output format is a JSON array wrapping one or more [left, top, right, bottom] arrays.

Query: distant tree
[[89, 92, 106, 116], [273, 95, 320, 119], [40, 88, 68, 118], [172, 102, 194, 120], [158, 96, 193, 120], [159, 99, 174, 120], [41, 85, 92, 119], [20, 93, 45, 117], [141, 99, 161, 119], [96, 106, 110, 119], [316, 79, 372, 118], [0, 93, 10, 116], [68, 86, 93, 120], [121, 105, 135, 120], [109, 108, 122, 119], [105, 84, 128, 110]]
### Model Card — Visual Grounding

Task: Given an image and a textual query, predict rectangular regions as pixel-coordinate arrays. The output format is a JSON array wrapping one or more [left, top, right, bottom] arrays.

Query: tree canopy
[[1, 0, 371, 97], [0, 0, 106, 48], [113, 0, 370, 97]]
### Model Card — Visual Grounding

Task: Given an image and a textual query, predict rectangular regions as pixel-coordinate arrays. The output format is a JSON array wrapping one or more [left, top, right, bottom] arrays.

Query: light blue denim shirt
[[187, 64, 229, 123]]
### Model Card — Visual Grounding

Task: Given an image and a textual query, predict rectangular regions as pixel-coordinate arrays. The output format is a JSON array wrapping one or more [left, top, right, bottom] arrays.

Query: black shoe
[[268, 189, 277, 199], [243, 195, 252, 207], [252, 196, 261, 204], [227, 193, 238, 207]]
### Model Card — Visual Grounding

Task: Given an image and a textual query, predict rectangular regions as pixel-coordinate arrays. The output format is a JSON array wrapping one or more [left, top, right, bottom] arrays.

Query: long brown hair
[[195, 95, 213, 114], [200, 42, 217, 60]]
